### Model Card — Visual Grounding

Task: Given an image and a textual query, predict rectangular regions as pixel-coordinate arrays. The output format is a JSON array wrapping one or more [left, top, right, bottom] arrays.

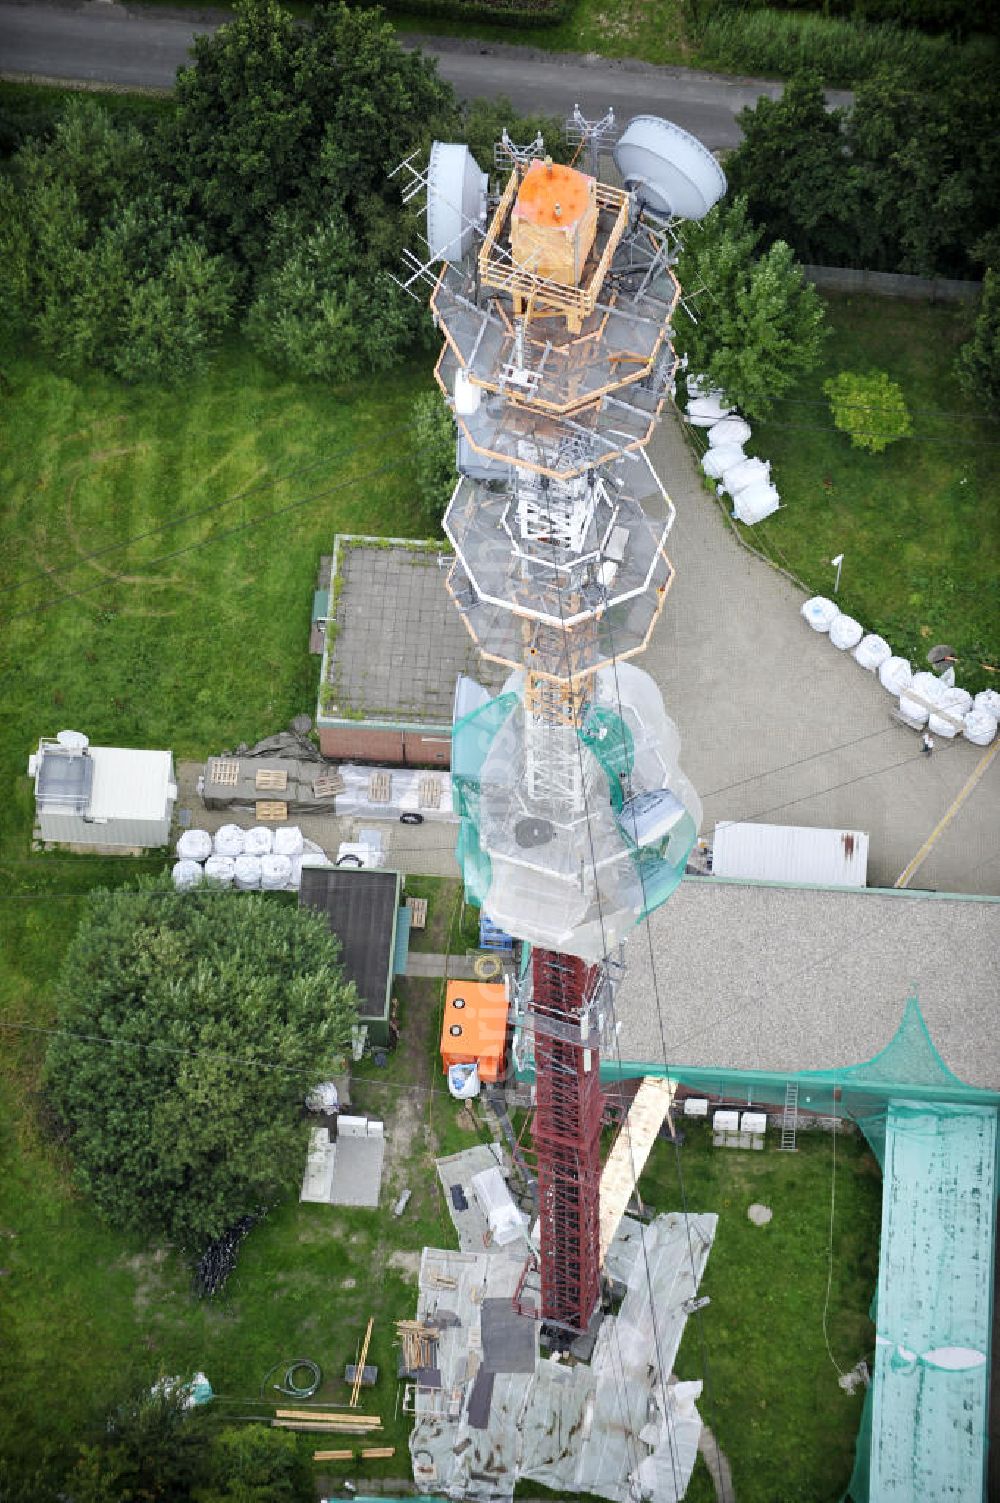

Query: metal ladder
[[780, 1081, 799, 1152]]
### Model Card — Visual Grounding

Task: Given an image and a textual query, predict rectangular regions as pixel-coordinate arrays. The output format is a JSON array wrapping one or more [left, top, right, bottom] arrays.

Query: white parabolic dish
[[426, 142, 489, 262], [614, 116, 727, 220]]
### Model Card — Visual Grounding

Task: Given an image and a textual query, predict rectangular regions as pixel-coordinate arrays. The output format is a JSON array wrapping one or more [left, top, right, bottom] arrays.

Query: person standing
[[922, 732, 934, 757]]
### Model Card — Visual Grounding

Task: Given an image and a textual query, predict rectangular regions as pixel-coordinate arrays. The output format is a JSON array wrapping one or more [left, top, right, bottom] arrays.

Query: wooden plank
[[255, 799, 288, 822], [313, 1450, 354, 1462], [599, 1076, 678, 1260], [350, 1316, 374, 1408], [273, 1420, 380, 1434], [361, 1447, 396, 1459], [275, 1408, 381, 1424], [255, 768, 288, 791]]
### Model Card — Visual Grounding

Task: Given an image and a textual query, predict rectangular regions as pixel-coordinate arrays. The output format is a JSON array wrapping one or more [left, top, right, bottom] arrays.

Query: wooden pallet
[[313, 771, 345, 799], [418, 775, 443, 810], [368, 770, 392, 804], [255, 768, 288, 791], [406, 896, 428, 930], [256, 800, 288, 822], [207, 757, 239, 787]]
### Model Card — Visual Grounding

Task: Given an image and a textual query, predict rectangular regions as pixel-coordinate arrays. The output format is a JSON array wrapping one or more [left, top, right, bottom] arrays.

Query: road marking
[[894, 740, 1000, 889]]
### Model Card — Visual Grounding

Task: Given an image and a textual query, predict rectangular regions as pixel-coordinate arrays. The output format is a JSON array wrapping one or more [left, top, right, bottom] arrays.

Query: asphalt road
[[0, 0, 850, 148]]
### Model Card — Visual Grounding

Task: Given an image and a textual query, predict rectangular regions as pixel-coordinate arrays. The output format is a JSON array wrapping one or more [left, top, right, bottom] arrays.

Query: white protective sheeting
[[213, 823, 245, 857], [801, 596, 839, 633], [260, 853, 292, 890], [171, 859, 203, 889], [829, 614, 864, 651], [853, 634, 892, 672], [686, 394, 731, 426], [244, 825, 273, 856], [963, 710, 997, 747], [273, 825, 304, 857], [176, 828, 212, 861], [880, 656, 913, 694], [707, 415, 751, 448], [233, 855, 262, 890], [732, 481, 780, 525], [203, 855, 235, 886], [701, 443, 745, 479]]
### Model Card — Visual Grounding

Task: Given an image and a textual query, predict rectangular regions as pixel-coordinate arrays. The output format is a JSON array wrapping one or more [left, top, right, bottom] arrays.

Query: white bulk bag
[[732, 482, 780, 525], [963, 709, 997, 747], [273, 825, 304, 858], [685, 374, 712, 399], [287, 855, 303, 891], [244, 825, 274, 857], [171, 859, 203, 890], [853, 634, 892, 672], [204, 855, 235, 887], [261, 853, 292, 890], [707, 416, 752, 448], [176, 828, 213, 862], [898, 693, 929, 727], [974, 689, 1000, 719], [722, 456, 770, 495], [801, 596, 840, 632], [214, 824, 245, 858], [701, 444, 745, 480], [234, 855, 262, 890], [829, 614, 864, 651], [879, 656, 912, 694], [938, 686, 972, 717], [911, 671, 947, 706], [928, 711, 960, 739], [686, 394, 732, 426]]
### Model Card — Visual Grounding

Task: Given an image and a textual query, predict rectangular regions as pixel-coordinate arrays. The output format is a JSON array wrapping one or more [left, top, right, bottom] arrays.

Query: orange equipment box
[[440, 980, 510, 1083]]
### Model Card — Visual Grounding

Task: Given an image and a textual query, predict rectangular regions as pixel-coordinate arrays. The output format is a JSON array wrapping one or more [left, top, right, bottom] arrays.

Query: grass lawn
[[647, 1120, 882, 1503], [739, 294, 1000, 691]]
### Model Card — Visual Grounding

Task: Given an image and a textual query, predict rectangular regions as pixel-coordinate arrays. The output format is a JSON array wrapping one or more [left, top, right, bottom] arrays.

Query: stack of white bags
[[801, 596, 996, 746], [686, 378, 780, 526], [172, 825, 307, 891]]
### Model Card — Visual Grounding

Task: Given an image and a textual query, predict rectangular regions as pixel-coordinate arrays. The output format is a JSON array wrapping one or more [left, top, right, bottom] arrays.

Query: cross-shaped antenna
[[564, 105, 618, 177], [495, 128, 546, 171]]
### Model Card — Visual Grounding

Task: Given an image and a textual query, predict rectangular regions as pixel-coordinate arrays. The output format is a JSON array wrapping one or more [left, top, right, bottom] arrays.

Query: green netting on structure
[[579, 706, 635, 811], [451, 690, 519, 907]]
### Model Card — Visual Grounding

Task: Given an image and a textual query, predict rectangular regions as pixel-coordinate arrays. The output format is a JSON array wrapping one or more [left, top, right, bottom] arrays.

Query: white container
[[176, 828, 212, 861], [713, 1110, 740, 1133], [829, 614, 864, 651], [701, 444, 745, 480], [214, 823, 245, 858], [732, 481, 780, 525], [171, 859, 203, 889], [273, 825, 304, 858], [454, 368, 481, 416], [801, 596, 839, 633], [741, 1112, 767, 1135], [244, 825, 274, 857], [234, 855, 262, 890], [204, 855, 235, 886], [853, 634, 891, 672], [260, 853, 292, 890], [707, 415, 751, 448], [683, 1097, 709, 1118], [879, 656, 912, 694], [963, 709, 997, 747]]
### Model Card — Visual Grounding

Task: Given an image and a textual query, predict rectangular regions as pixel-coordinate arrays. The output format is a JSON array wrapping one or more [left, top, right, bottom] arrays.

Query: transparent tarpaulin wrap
[[451, 669, 700, 961]]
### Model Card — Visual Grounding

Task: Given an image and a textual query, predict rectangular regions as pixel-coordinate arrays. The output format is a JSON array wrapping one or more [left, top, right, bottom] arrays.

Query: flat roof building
[[29, 734, 176, 851], [315, 535, 502, 767], [298, 865, 407, 1047]]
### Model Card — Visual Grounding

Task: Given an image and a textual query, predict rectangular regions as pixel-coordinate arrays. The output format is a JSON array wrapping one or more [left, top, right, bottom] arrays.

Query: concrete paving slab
[[329, 1135, 385, 1208]]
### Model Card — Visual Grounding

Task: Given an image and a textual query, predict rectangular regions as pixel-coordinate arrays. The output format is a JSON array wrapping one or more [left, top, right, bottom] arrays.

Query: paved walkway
[[404, 951, 479, 980]]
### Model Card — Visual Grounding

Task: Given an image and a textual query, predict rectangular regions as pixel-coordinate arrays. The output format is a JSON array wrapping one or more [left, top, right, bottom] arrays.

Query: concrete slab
[[329, 1135, 385, 1208]]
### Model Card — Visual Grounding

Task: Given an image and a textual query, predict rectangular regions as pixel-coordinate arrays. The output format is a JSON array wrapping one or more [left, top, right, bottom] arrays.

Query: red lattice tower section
[[531, 947, 603, 1332]]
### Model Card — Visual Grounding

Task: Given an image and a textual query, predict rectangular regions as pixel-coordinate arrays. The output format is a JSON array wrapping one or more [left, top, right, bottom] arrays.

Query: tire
[[399, 812, 424, 826], [336, 854, 363, 867]]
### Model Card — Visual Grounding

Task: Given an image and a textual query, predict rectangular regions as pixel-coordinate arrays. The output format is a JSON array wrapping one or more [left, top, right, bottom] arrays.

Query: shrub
[[410, 390, 457, 531], [955, 268, 1000, 408], [823, 370, 912, 452]]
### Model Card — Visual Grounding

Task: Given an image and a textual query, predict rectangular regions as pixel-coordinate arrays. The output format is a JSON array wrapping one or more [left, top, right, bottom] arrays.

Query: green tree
[[955, 268, 1000, 408], [728, 74, 858, 267], [674, 197, 827, 419], [63, 1387, 210, 1503], [114, 237, 238, 384], [410, 390, 457, 532], [199, 1425, 311, 1503], [823, 369, 912, 452], [43, 881, 357, 1250]]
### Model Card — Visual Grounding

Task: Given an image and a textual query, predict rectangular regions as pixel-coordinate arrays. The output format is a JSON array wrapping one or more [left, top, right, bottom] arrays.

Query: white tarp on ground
[[410, 1212, 717, 1503]]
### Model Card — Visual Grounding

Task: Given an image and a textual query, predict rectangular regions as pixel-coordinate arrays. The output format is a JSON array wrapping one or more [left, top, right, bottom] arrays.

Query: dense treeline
[[703, 0, 996, 38]]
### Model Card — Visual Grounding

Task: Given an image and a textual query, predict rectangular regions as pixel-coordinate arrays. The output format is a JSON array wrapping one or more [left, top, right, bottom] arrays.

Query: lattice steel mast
[[395, 113, 726, 1332]]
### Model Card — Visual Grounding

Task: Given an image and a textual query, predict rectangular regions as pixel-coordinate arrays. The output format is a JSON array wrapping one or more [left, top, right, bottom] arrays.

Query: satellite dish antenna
[[426, 142, 489, 263], [56, 730, 89, 752], [614, 115, 726, 220]]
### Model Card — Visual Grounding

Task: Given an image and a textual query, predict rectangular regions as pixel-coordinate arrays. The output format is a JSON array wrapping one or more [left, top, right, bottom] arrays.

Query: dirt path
[[699, 1424, 736, 1503]]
